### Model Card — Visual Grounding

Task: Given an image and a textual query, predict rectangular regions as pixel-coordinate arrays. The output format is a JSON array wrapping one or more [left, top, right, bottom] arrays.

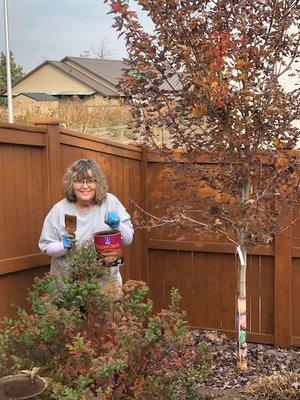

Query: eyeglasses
[[73, 178, 97, 188]]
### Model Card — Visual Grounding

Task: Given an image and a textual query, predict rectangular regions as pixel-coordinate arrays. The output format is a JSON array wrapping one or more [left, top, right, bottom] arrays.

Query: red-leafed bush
[[0, 244, 209, 399]]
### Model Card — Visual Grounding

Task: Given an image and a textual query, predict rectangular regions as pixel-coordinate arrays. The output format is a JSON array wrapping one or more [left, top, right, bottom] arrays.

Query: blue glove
[[61, 234, 76, 249], [105, 211, 120, 229]]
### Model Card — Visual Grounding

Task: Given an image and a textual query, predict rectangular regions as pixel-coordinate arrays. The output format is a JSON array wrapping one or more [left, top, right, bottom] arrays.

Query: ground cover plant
[[104, 0, 300, 368], [244, 371, 300, 400], [0, 244, 209, 399]]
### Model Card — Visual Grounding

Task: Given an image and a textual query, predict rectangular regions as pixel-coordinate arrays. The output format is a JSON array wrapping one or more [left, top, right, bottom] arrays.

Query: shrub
[[0, 244, 208, 399], [244, 372, 300, 400], [0, 99, 133, 140]]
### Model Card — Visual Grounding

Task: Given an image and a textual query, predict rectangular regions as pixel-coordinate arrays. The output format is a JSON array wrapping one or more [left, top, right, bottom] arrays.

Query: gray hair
[[63, 158, 108, 205]]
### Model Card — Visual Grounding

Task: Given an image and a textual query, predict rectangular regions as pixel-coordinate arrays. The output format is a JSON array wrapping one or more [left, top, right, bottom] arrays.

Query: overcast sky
[[0, 2, 298, 98], [0, 0, 151, 73]]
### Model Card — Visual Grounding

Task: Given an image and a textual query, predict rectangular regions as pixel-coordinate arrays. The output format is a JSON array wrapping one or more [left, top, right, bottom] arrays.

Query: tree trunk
[[236, 180, 250, 369], [237, 241, 247, 370]]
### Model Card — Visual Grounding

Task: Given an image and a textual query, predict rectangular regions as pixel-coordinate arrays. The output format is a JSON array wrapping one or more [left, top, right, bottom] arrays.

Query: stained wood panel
[[1, 121, 299, 347], [128, 158, 143, 281], [178, 251, 193, 319], [206, 253, 222, 328], [220, 253, 236, 331], [1, 123, 143, 320], [148, 248, 274, 340], [248, 255, 260, 333], [292, 202, 300, 249], [192, 252, 207, 327], [30, 148, 46, 249], [147, 163, 166, 240], [260, 256, 274, 334], [164, 250, 179, 307], [0, 144, 46, 260], [149, 250, 165, 313], [0, 146, 6, 257], [0, 266, 49, 319], [292, 258, 300, 338]]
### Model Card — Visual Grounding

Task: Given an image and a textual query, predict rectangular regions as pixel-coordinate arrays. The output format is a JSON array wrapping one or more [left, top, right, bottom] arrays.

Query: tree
[[0, 51, 24, 104], [104, 0, 300, 369], [80, 38, 113, 59]]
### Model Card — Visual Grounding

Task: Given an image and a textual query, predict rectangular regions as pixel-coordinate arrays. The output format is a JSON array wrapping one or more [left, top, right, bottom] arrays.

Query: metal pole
[[3, 0, 14, 123]]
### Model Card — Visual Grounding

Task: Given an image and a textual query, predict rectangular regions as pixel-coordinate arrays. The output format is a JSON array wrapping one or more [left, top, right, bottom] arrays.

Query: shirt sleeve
[[38, 205, 61, 253], [109, 194, 134, 245], [46, 241, 67, 258], [119, 222, 134, 245]]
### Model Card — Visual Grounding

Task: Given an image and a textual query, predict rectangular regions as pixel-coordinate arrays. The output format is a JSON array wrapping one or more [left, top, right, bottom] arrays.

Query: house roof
[[160, 74, 182, 92], [62, 57, 126, 86], [17, 92, 59, 101], [1, 58, 125, 98]]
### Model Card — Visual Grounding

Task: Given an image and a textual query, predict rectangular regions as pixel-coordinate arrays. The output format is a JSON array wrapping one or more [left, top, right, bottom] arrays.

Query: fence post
[[33, 118, 62, 206], [274, 219, 292, 347]]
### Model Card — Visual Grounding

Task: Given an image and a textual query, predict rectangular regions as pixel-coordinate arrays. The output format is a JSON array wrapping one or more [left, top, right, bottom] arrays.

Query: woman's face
[[73, 169, 97, 204]]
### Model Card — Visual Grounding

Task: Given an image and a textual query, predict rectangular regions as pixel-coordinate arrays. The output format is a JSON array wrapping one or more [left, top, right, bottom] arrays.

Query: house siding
[[12, 64, 94, 95]]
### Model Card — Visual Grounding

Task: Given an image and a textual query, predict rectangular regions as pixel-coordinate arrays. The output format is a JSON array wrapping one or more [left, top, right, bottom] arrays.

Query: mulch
[[192, 330, 300, 400]]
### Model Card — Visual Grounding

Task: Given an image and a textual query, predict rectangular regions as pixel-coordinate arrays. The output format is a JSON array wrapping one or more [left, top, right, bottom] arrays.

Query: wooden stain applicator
[[64, 214, 77, 239]]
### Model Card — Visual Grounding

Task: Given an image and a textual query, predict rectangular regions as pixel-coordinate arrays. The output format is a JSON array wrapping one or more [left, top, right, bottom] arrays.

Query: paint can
[[94, 230, 124, 267]]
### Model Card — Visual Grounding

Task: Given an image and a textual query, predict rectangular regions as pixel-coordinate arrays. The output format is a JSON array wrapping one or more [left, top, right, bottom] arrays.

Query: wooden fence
[[0, 119, 299, 348]]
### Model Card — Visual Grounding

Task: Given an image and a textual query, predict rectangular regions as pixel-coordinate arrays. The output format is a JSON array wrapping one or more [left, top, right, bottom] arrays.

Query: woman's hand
[[61, 234, 76, 249], [105, 211, 120, 229]]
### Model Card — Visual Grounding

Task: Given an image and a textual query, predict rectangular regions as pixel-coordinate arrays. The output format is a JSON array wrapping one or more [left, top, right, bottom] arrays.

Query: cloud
[[0, 0, 153, 72], [0, 0, 151, 72]]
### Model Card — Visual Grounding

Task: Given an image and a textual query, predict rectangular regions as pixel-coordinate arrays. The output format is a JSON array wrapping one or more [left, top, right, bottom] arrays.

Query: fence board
[[206, 253, 222, 329], [292, 258, 300, 339], [220, 253, 236, 331], [0, 254, 49, 275], [60, 133, 141, 160], [128, 158, 142, 281], [25, 149, 36, 253], [149, 250, 165, 313], [0, 146, 6, 258], [248, 255, 260, 333], [31, 148, 48, 247], [192, 252, 207, 327], [164, 250, 179, 307], [178, 251, 193, 320], [260, 256, 274, 335], [3, 145, 18, 259], [147, 163, 165, 240], [0, 128, 46, 146], [14, 146, 30, 256]]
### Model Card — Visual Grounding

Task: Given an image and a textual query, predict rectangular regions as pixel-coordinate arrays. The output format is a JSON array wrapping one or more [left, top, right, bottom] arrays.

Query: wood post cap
[[31, 118, 61, 126]]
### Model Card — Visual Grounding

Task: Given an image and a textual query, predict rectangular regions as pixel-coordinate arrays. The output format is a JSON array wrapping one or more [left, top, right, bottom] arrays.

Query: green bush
[[0, 244, 209, 399]]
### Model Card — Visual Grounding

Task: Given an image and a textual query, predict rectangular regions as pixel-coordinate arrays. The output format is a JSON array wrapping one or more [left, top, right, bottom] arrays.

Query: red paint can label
[[94, 230, 122, 254]]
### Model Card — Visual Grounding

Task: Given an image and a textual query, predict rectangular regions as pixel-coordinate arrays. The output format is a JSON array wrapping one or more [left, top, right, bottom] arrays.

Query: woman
[[39, 158, 134, 283]]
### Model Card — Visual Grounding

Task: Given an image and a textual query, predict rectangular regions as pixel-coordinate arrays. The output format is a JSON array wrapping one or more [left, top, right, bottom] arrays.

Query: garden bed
[[195, 330, 300, 399]]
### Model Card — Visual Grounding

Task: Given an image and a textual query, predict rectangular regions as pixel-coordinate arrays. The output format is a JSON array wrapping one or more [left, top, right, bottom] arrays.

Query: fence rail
[[0, 120, 299, 348]]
